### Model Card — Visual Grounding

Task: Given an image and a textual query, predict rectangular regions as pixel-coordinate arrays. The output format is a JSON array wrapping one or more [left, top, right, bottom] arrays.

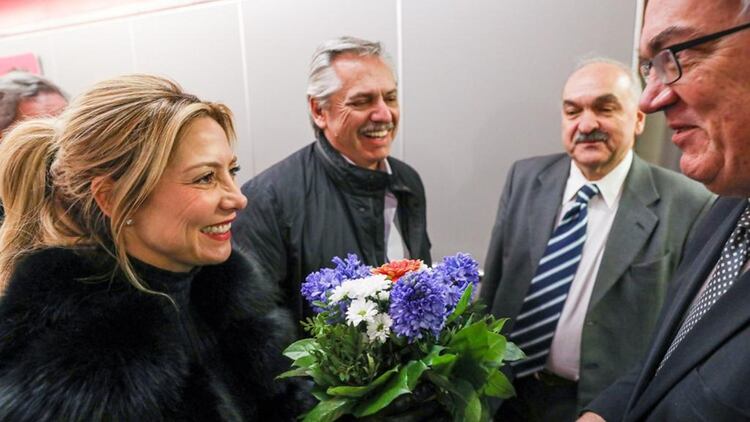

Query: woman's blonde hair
[[0, 74, 235, 292]]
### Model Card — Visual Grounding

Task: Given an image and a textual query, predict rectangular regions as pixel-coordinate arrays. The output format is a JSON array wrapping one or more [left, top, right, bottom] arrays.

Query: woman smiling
[[0, 75, 303, 421]]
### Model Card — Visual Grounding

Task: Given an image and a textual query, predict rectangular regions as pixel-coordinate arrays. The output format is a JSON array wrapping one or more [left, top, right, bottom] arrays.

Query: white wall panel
[[240, 0, 399, 174], [48, 20, 135, 97], [130, 1, 253, 176], [401, 0, 637, 264]]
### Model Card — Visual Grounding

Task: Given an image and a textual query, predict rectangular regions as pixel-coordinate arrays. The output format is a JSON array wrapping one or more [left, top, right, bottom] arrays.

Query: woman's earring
[[125, 218, 134, 226]]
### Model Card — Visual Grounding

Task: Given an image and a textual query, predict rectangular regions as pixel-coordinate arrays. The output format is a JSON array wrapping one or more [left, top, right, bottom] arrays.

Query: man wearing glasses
[[481, 58, 713, 421], [581, 0, 750, 421]]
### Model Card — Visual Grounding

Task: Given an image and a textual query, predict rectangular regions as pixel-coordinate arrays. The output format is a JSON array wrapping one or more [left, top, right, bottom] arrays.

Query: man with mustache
[[581, 0, 750, 420], [480, 58, 714, 421], [232, 36, 431, 326]]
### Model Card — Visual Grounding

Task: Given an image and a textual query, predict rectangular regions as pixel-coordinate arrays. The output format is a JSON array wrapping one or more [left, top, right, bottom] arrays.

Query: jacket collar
[[626, 197, 748, 420], [314, 134, 412, 197], [589, 154, 660, 308]]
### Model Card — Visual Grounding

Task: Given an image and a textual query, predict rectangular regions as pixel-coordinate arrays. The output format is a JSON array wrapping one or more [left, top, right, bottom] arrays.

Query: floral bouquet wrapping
[[279, 253, 524, 422]]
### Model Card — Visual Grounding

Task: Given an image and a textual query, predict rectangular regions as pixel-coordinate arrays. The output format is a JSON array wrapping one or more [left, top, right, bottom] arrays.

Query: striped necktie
[[510, 183, 600, 378], [658, 205, 750, 371]]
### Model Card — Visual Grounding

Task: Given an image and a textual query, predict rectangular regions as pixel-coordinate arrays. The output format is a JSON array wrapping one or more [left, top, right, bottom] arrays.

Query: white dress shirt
[[546, 150, 633, 380], [380, 159, 407, 260]]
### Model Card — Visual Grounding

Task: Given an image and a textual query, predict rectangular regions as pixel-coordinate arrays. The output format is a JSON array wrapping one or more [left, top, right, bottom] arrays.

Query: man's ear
[[309, 97, 327, 130], [91, 175, 115, 218], [634, 110, 646, 136]]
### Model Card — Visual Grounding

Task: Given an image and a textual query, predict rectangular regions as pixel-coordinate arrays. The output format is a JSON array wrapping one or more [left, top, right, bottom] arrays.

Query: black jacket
[[0, 247, 303, 421], [586, 198, 750, 421], [232, 135, 431, 324]]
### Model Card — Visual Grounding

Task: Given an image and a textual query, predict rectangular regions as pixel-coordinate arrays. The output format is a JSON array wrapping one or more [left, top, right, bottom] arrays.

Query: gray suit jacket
[[480, 153, 714, 411]]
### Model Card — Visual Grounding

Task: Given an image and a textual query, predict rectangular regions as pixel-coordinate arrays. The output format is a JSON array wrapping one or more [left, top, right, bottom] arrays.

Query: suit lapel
[[627, 198, 746, 421], [528, 156, 570, 270], [589, 156, 659, 307]]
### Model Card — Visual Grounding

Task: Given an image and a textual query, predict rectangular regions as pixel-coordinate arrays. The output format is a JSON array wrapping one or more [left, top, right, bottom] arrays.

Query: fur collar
[[0, 247, 300, 421]]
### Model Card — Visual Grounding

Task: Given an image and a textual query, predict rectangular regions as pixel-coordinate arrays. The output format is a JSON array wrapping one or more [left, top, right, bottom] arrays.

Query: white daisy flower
[[346, 298, 378, 326], [346, 274, 391, 300], [366, 313, 393, 343], [376, 290, 390, 301], [328, 284, 350, 304]]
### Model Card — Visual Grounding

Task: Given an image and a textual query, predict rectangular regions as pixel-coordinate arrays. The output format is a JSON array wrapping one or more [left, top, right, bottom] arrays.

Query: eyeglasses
[[639, 21, 750, 85]]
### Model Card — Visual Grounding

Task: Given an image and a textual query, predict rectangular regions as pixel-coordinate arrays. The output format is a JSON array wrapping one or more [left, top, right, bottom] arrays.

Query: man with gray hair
[[232, 36, 431, 326], [0, 70, 67, 139], [480, 58, 713, 421]]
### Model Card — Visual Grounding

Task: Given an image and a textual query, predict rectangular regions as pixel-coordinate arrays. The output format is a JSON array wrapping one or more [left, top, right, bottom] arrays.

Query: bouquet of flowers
[[279, 253, 524, 422]]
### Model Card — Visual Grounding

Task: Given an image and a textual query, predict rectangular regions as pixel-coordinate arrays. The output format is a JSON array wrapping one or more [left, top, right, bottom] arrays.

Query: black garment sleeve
[[583, 363, 640, 422], [232, 181, 301, 322]]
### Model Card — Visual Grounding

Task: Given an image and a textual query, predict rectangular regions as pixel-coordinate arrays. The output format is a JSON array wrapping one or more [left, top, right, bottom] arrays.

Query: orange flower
[[372, 259, 424, 282]]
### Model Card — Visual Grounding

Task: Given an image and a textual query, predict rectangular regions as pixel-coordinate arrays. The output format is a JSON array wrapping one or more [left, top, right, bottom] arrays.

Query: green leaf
[[483, 332, 507, 366], [282, 338, 319, 361], [451, 379, 482, 422], [482, 369, 516, 399], [449, 320, 490, 361], [294, 354, 317, 369], [425, 371, 454, 393], [452, 357, 491, 389], [420, 345, 446, 366], [311, 300, 329, 310], [326, 367, 398, 398], [425, 371, 483, 422], [352, 360, 428, 417], [403, 360, 427, 391], [488, 317, 508, 333], [447, 284, 474, 324], [307, 363, 339, 388], [276, 367, 310, 380], [311, 385, 330, 402], [503, 341, 526, 362], [430, 353, 457, 376], [302, 396, 356, 422]]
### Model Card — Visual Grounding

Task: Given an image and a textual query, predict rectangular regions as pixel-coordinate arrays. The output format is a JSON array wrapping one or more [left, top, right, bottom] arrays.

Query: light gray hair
[[742, 0, 750, 17], [306, 36, 394, 136], [572, 57, 642, 103], [0, 70, 66, 132]]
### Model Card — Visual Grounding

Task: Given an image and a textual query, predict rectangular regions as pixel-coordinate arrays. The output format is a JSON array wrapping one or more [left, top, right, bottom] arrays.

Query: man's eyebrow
[[593, 94, 620, 106], [644, 25, 701, 54], [562, 93, 618, 105], [348, 91, 373, 100], [348, 89, 398, 101]]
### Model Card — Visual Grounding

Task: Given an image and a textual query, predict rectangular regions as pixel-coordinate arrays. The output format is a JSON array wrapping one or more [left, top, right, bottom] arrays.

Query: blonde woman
[[0, 75, 304, 420]]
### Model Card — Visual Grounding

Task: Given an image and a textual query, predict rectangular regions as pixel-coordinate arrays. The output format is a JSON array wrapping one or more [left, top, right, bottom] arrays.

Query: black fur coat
[[0, 247, 305, 421]]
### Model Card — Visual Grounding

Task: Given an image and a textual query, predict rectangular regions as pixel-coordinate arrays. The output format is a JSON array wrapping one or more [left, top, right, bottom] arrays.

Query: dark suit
[[588, 197, 750, 421], [480, 153, 714, 419]]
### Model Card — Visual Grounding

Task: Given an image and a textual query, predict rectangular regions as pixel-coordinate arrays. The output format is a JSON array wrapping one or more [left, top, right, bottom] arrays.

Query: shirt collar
[[340, 153, 391, 174], [379, 157, 392, 175], [564, 149, 633, 208]]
